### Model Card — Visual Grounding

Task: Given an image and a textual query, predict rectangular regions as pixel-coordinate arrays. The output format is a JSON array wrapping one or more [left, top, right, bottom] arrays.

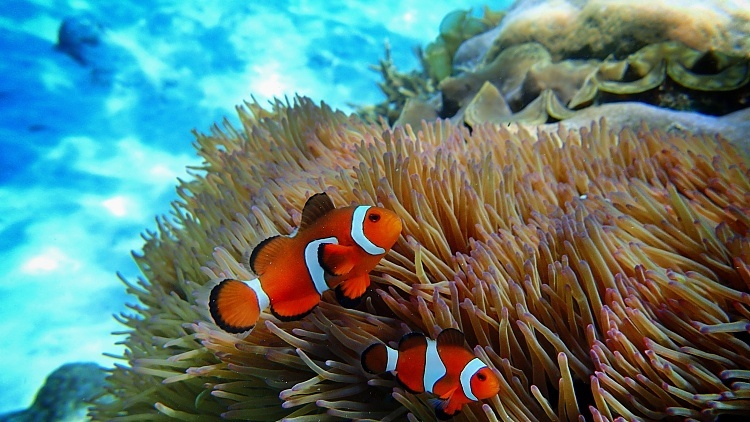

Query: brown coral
[[376, 1, 750, 128], [480, 0, 750, 61], [435, 41, 750, 129], [94, 97, 750, 421]]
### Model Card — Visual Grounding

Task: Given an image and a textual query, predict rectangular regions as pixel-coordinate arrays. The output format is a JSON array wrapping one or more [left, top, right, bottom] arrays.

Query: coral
[[357, 42, 438, 125], [372, 1, 750, 128], [422, 7, 505, 82], [359, 7, 504, 125], [479, 0, 750, 61], [93, 97, 750, 421], [431, 41, 750, 128]]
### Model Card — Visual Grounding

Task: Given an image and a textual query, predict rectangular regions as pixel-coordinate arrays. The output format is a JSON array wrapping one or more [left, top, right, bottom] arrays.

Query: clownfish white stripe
[[351, 206, 386, 255], [423, 339, 447, 392], [244, 278, 270, 312], [460, 358, 486, 401], [385, 346, 398, 372], [304, 237, 338, 295]]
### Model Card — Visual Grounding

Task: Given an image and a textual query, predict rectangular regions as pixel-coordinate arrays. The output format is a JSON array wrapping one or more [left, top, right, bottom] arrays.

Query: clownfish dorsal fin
[[248, 235, 292, 276], [436, 327, 467, 348], [398, 332, 427, 351], [299, 192, 335, 231]]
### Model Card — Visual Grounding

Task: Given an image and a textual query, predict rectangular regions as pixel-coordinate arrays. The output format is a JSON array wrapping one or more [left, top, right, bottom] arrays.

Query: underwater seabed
[[3, 0, 750, 420], [93, 0, 748, 419]]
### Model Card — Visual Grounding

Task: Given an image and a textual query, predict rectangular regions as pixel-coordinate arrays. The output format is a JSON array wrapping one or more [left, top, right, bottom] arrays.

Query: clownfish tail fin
[[209, 278, 267, 333], [361, 343, 389, 374]]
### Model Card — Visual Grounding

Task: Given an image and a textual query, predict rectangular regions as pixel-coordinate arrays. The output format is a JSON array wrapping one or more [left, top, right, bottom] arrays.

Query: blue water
[[0, 0, 509, 413]]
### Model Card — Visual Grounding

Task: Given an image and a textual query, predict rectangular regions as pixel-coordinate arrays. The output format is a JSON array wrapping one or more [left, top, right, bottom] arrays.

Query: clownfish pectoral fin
[[334, 284, 363, 308], [248, 235, 292, 276], [432, 378, 458, 402], [318, 243, 357, 276], [334, 273, 371, 308], [209, 279, 263, 333], [269, 294, 321, 322], [299, 192, 335, 230], [428, 398, 461, 420]]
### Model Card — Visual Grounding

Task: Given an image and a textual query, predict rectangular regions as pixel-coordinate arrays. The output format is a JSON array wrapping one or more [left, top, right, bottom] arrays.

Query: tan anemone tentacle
[[95, 97, 750, 421]]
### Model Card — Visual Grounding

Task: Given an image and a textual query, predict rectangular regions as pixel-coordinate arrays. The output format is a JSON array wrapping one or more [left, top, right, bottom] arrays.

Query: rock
[[56, 15, 106, 66], [55, 15, 135, 85], [534, 102, 750, 160], [0, 363, 107, 422]]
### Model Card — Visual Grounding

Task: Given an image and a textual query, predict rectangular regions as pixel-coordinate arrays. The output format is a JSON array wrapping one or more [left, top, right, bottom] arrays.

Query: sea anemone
[[93, 97, 750, 421]]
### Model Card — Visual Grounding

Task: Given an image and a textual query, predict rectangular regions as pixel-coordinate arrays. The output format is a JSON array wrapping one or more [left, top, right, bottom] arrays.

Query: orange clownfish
[[361, 328, 500, 419], [209, 192, 402, 333]]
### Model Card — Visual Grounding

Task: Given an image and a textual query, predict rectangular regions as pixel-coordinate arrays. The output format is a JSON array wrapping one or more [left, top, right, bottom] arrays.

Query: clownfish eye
[[477, 373, 487, 381], [368, 213, 381, 223]]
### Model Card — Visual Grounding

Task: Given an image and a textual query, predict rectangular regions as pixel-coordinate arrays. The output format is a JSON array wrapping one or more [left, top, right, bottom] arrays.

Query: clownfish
[[361, 328, 500, 419], [209, 192, 402, 333]]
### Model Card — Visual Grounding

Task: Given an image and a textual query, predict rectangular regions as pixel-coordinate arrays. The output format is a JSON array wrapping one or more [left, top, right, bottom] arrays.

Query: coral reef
[[477, 0, 750, 61], [94, 97, 750, 421], [368, 1, 750, 128], [357, 42, 439, 126], [442, 41, 750, 128], [422, 7, 505, 83], [359, 7, 504, 125]]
